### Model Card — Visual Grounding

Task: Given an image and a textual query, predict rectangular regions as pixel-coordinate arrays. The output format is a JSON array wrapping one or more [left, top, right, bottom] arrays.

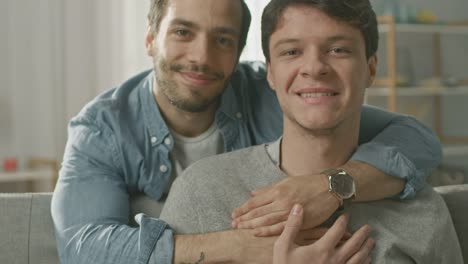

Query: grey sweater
[[160, 144, 463, 263]]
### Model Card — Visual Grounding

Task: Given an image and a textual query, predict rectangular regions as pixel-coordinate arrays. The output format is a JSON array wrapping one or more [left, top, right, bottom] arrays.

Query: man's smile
[[179, 71, 219, 86]]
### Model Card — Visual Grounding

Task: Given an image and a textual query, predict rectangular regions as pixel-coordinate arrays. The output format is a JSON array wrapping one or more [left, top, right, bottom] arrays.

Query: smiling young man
[[160, 0, 462, 263], [52, 0, 444, 263]]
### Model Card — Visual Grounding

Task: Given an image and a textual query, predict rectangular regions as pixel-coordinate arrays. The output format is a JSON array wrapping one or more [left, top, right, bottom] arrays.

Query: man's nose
[[299, 51, 330, 79], [187, 36, 211, 66]]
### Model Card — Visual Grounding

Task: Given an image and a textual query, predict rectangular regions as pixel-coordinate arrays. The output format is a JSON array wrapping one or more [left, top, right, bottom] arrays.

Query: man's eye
[[175, 29, 190, 37], [281, 49, 299, 56], [330, 47, 350, 54], [218, 37, 234, 47]]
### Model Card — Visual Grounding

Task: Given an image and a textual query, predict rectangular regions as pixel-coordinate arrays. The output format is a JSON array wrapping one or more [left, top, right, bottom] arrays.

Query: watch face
[[330, 171, 355, 199]]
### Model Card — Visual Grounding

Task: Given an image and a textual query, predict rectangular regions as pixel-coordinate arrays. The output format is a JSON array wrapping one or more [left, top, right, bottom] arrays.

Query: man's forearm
[[173, 230, 275, 264], [341, 160, 405, 202], [174, 232, 232, 263], [356, 109, 442, 199]]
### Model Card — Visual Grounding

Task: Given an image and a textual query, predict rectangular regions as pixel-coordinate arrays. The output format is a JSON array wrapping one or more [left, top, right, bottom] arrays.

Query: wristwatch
[[321, 168, 356, 208]]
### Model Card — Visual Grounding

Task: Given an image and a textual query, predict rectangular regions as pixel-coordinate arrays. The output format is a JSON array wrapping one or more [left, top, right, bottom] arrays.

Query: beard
[[153, 55, 228, 113]]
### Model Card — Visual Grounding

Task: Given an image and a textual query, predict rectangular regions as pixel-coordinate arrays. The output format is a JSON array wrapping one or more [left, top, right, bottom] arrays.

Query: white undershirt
[[166, 122, 225, 193]]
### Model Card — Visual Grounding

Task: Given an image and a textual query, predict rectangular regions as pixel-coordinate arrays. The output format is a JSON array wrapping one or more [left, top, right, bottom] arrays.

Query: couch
[[1, 185, 467, 264]]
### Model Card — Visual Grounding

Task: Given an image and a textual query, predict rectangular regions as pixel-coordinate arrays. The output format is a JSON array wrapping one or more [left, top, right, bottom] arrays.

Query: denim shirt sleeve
[[353, 105, 443, 199], [51, 115, 174, 264]]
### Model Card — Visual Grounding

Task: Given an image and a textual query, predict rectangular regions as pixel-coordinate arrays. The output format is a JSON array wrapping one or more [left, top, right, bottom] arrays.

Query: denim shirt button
[[151, 136, 158, 144], [236, 112, 242, 119], [164, 138, 171, 146], [160, 165, 168, 173]]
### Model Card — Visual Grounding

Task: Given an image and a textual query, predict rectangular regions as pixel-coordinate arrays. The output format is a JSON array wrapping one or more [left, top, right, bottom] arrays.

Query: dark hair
[[261, 0, 378, 62], [148, 0, 251, 56]]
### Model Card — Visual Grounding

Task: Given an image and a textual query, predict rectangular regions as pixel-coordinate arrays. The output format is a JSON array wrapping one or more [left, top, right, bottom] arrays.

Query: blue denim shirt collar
[[140, 71, 170, 147], [218, 82, 240, 121]]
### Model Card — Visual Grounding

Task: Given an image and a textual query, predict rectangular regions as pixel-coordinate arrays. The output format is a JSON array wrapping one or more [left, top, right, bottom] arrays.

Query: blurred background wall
[[1, 0, 467, 191]]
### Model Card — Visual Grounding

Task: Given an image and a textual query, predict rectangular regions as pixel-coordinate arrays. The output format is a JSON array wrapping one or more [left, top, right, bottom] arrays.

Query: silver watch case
[[322, 168, 356, 200]]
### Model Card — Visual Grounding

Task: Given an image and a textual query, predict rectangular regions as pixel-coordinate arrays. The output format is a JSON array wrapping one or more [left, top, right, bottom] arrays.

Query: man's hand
[[232, 161, 406, 237], [274, 204, 374, 264], [232, 174, 340, 236], [294, 227, 352, 247]]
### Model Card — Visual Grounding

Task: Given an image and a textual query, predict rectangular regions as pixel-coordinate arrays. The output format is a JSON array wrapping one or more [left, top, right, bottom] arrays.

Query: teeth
[[300, 93, 334, 98]]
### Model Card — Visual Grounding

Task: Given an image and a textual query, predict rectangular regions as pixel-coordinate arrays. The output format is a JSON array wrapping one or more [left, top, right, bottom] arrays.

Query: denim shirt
[[51, 61, 442, 264]]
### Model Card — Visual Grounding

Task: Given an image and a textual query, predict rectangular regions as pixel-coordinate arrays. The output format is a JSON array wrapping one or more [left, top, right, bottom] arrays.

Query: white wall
[[63, 0, 151, 121], [240, 0, 270, 62], [0, 1, 11, 160], [0, 0, 64, 167], [0, 0, 152, 167], [1, 0, 467, 172]]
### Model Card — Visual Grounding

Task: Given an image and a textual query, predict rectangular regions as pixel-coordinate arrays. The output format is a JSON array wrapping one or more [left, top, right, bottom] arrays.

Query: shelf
[[443, 145, 468, 157], [367, 86, 468, 96], [0, 169, 54, 183], [379, 23, 468, 35], [376, 16, 468, 145]]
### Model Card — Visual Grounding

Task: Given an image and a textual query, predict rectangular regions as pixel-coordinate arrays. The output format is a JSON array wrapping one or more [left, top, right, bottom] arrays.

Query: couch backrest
[[434, 184, 468, 261], [0, 193, 165, 264], [0, 193, 57, 264], [1, 185, 467, 264]]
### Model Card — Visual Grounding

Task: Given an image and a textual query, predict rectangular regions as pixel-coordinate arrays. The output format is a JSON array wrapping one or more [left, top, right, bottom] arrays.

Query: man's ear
[[266, 62, 276, 92], [366, 54, 378, 88], [145, 26, 155, 57]]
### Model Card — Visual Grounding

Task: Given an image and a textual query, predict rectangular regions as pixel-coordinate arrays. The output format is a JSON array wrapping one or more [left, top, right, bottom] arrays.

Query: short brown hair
[[261, 0, 379, 62], [148, 0, 251, 56]]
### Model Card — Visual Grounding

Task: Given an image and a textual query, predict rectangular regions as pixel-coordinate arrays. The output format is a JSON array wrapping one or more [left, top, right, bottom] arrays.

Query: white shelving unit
[[0, 158, 58, 192], [0, 169, 55, 192], [373, 16, 468, 185], [0, 169, 54, 183], [372, 16, 468, 145], [367, 86, 468, 97], [443, 145, 468, 157], [379, 23, 468, 35]]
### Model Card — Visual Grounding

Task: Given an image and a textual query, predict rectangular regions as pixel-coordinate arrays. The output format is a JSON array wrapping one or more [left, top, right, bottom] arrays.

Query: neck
[[153, 80, 218, 138], [280, 117, 359, 176]]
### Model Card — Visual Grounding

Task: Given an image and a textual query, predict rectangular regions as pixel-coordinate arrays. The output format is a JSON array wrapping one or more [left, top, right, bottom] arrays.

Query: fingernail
[[292, 204, 302, 215], [232, 209, 238, 218], [231, 221, 237, 228]]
